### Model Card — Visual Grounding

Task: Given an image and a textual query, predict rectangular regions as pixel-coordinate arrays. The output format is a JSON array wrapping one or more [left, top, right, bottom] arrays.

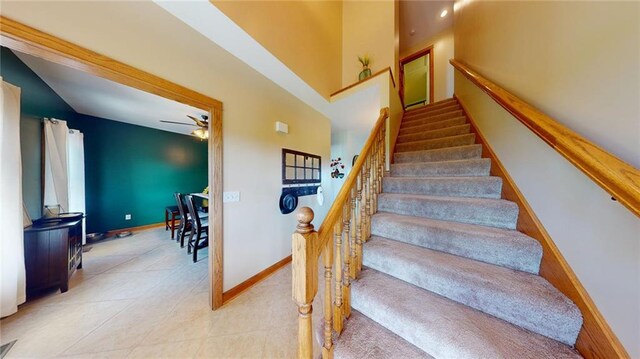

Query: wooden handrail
[[292, 107, 389, 359], [330, 68, 395, 97], [450, 59, 640, 218], [317, 107, 389, 247]]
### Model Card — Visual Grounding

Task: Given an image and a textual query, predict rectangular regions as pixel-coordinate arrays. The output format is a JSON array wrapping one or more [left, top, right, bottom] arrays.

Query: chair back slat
[[184, 195, 201, 230], [174, 193, 188, 219]]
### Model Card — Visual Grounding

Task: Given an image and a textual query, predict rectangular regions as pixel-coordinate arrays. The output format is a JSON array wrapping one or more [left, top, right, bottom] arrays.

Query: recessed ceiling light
[[440, 9, 448, 18]]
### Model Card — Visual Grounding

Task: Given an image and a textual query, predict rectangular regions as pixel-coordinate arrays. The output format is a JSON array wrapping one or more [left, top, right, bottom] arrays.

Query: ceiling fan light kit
[[192, 128, 209, 139]]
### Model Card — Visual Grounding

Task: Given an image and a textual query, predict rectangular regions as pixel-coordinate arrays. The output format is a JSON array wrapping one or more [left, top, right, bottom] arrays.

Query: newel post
[[292, 207, 319, 359]]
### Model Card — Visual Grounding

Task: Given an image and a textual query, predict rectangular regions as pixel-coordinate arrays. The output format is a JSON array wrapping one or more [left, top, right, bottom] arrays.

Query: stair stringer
[[455, 94, 629, 359]]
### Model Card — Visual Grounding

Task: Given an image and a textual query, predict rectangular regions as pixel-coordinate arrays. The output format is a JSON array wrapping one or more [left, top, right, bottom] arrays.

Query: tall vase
[[359, 66, 372, 81]]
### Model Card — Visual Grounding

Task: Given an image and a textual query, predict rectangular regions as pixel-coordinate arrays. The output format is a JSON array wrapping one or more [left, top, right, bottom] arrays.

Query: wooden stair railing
[[292, 108, 389, 359], [450, 59, 640, 218]]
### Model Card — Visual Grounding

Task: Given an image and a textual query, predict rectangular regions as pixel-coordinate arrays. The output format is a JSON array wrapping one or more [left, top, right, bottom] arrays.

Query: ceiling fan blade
[[186, 114, 207, 127], [160, 120, 196, 126]]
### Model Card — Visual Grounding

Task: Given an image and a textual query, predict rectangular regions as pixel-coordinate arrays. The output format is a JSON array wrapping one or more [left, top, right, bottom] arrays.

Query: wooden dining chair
[[184, 195, 209, 263], [173, 193, 192, 248]]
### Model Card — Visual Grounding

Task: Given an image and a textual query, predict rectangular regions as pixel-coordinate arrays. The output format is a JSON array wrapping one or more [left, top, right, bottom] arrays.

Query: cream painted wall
[[453, 1, 640, 355], [0, 1, 332, 291], [401, 27, 454, 102], [329, 70, 402, 200], [454, 1, 639, 168], [213, 0, 342, 99], [342, 0, 397, 87]]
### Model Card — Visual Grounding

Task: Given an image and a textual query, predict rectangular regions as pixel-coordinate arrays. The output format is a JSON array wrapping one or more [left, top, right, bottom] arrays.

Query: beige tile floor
[[1, 227, 315, 358]]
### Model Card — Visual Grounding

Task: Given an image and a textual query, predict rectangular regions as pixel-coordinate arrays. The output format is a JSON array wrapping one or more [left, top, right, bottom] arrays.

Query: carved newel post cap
[[296, 207, 315, 234]]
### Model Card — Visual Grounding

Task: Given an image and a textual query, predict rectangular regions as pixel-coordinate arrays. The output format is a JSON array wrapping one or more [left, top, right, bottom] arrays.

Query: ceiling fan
[[161, 115, 209, 139]]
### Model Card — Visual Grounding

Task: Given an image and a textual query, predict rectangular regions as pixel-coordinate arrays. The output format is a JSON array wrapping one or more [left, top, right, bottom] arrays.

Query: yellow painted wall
[[342, 0, 397, 87], [401, 27, 454, 102], [453, 1, 640, 355], [454, 0, 638, 167], [213, 0, 342, 98]]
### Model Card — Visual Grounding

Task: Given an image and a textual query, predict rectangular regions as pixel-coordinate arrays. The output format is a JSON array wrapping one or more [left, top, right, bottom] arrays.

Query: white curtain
[[44, 120, 86, 243], [44, 119, 69, 214], [67, 130, 86, 244], [0, 79, 27, 317]]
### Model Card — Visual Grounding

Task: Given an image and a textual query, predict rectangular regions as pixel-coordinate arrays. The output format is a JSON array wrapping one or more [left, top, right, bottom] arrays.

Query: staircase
[[333, 98, 584, 358]]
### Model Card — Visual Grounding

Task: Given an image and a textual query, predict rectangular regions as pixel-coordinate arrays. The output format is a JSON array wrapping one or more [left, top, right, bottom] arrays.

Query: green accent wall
[[1, 47, 77, 220], [67, 114, 208, 233], [1, 47, 208, 233]]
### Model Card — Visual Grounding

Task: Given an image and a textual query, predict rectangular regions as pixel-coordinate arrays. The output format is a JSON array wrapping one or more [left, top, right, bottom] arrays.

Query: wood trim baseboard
[[105, 222, 165, 237], [222, 255, 292, 304], [1, 16, 224, 311], [455, 94, 629, 359]]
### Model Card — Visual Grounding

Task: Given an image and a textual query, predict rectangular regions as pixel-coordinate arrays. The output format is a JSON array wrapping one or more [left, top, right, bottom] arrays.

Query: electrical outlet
[[223, 191, 240, 203], [125, 214, 132, 220]]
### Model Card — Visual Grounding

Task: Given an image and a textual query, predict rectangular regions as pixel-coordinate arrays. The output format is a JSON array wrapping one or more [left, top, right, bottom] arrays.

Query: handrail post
[[292, 207, 319, 359]]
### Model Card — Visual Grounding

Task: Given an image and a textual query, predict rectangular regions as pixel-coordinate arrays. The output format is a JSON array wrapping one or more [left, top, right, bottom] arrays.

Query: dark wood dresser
[[24, 219, 83, 295]]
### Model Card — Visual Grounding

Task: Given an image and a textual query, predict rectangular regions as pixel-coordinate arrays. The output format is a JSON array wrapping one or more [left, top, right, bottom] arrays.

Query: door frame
[[0, 16, 225, 309], [399, 45, 434, 108]]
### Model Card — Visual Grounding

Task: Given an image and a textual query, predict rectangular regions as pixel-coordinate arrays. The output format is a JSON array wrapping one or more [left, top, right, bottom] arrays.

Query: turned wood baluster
[[342, 202, 352, 318], [322, 234, 334, 359], [379, 127, 385, 192], [355, 173, 364, 273], [371, 143, 379, 215], [376, 128, 383, 194], [349, 187, 358, 279], [382, 124, 387, 173], [292, 207, 319, 359], [333, 221, 343, 333], [363, 157, 372, 241]]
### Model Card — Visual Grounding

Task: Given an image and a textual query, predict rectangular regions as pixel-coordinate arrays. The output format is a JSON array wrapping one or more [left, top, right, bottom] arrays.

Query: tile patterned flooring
[[1, 227, 314, 358]]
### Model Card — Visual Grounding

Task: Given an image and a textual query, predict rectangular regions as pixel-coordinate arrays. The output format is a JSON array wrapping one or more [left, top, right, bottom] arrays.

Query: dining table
[[190, 193, 209, 218]]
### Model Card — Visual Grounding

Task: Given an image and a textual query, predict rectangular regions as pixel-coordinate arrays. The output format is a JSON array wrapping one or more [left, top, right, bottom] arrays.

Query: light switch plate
[[125, 214, 132, 220], [223, 191, 240, 203]]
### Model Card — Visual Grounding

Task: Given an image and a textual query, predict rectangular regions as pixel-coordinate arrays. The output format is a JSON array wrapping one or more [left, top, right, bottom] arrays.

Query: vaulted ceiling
[[13, 50, 207, 135], [400, 0, 454, 54]]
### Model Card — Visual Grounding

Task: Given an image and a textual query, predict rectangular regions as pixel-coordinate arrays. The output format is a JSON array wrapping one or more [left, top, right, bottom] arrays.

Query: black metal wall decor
[[280, 149, 322, 214], [330, 157, 345, 179]]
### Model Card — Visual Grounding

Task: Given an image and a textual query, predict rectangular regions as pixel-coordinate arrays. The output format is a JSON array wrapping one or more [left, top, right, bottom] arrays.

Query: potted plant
[[358, 55, 372, 81]]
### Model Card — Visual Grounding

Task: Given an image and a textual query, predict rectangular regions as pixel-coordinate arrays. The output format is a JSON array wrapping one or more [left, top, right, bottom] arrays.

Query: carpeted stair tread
[[370, 212, 542, 273], [363, 237, 583, 345], [351, 269, 581, 359], [378, 193, 519, 229], [394, 144, 482, 164], [383, 176, 502, 199], [397, 124, 471, 143], [405, 99, 458, 115], [390, 158, 490, 177], [330, 310, 433, 359], [402, 110, 466, 127], [395, 133, 476, 153], [404, 104, 462, 119], [398, 117, 467, 136]]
